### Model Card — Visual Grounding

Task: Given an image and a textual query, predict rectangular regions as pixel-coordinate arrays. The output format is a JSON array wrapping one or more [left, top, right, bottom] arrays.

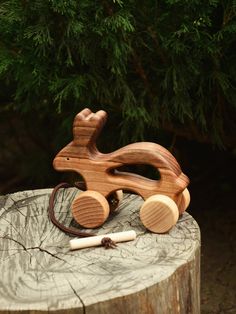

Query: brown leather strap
[[48, 182, 95, 237]]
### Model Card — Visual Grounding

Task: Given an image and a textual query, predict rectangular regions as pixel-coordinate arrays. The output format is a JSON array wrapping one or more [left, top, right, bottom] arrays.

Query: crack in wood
[[0, 235, 72, 266], [29, 246, 69, 263], [1, 235, 28, 251], [67, 281, 86, 314]]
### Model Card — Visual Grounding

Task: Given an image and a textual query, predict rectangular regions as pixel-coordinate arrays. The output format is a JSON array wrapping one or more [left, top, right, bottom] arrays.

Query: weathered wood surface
[[0, 188, 200, 314]]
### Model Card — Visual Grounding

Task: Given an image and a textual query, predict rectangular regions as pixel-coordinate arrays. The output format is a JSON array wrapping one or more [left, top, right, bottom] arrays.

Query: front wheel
[[140, 195, 179, 233], [72, 190, 110, 228]]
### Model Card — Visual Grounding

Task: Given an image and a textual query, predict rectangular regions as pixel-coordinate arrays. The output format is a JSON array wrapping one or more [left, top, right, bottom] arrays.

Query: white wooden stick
[[69, 230, 137, 250]]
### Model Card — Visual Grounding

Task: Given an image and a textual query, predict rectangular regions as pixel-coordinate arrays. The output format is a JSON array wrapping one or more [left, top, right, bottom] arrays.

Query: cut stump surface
[[0, 188, 200, 314]]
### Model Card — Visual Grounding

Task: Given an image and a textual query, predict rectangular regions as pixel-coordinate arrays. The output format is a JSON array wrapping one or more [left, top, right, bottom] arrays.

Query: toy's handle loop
[[48, 182, 95, 237]]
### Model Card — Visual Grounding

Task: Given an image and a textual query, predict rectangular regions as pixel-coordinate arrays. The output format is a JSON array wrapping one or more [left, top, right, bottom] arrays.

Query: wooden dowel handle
[[69, 230, 137, 250]]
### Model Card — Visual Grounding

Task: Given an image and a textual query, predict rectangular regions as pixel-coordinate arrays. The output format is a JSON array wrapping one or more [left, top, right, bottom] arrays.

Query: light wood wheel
[[72, 190, 110, 228], [178, 188, 191, 214], [108, 190, 123, 212], [140, 195, 179, 233]]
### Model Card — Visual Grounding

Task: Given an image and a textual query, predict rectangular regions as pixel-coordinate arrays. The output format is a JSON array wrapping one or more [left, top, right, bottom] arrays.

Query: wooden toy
[[53, 108, 190, 233]]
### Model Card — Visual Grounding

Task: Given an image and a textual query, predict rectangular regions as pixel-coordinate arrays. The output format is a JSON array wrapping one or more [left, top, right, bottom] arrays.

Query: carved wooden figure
[[53, 108, 190, 233]]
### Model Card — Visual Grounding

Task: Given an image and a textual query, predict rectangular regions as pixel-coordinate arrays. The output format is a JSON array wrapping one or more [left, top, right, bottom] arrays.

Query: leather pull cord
[[48, 182, 95, 237], [101, 237, 117, 249]]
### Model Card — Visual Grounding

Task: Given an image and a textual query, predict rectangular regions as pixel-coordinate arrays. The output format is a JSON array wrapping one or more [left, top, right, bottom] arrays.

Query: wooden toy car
[[53, 108, 190, 233]]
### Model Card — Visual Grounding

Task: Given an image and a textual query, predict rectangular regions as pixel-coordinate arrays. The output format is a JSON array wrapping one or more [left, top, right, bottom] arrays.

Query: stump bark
[[0, 188, 200, 314]]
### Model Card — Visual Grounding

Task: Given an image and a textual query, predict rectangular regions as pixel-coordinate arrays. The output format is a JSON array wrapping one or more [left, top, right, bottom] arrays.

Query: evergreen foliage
[[1, 0, 236, 145], [0, 1, 236, 189]]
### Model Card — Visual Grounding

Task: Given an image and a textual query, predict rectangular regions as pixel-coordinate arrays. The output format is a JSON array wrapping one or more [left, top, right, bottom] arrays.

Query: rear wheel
[[178, 188, 191, 214], [108, 190, 123, 212]]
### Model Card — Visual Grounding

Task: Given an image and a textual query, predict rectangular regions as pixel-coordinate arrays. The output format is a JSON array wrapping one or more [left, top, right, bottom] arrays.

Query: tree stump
[[0, 188, 200, 314]]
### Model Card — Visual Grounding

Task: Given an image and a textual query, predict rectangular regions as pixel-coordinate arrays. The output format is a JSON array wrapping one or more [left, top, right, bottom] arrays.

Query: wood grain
[[140, 194, 179, 233], [53, 108, 190, 231], [0, 188, 200, 314], [53, 109, 189, 200], [178, 188, 191, 214], [72, 190, 110, 228]]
